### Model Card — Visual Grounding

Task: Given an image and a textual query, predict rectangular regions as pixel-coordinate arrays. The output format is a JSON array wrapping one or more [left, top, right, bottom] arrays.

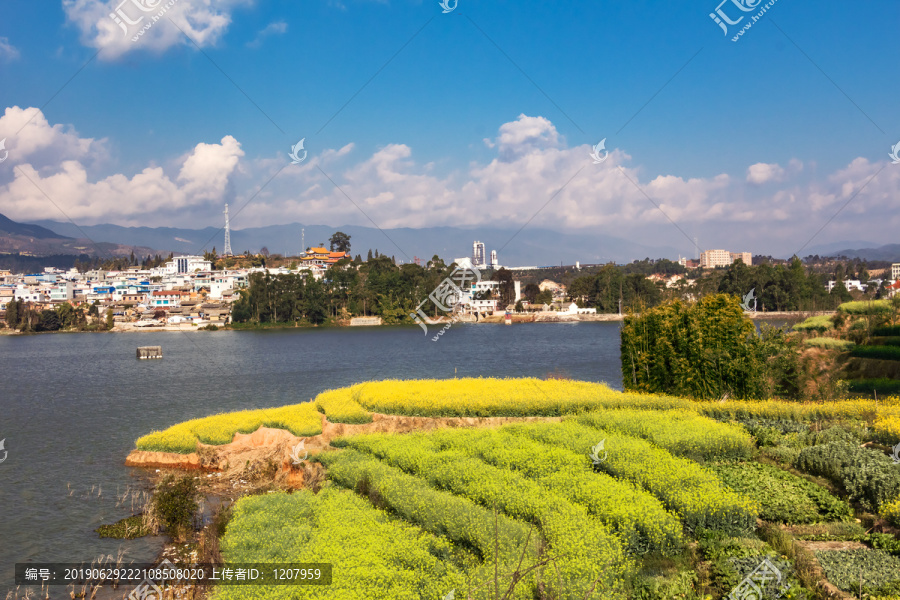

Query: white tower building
[[223, 204, 232, 256], [473, 241, 486, 269], [490, 250, 498, 267]]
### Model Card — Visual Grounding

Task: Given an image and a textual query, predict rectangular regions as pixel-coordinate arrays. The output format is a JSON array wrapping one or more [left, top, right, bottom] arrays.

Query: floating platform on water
[[136, 346, 162, 359]]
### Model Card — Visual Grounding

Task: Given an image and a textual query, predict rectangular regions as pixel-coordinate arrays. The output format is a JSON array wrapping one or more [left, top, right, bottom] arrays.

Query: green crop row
[[815, 549, 900, 594], [850, 345, 900, 362], [315, 388, 373, 424], [803, 337, 854, 350], [337, 434, 633, 599], [709, 461, 851, 523], [507, 421, 758, 536], [873, 325, 900, 337], [796, 441, 900, 512], [573, 410, 754, 462], [838, 300, 892, 315], [216, 488, 465, 600], [423, 426, 685, 556]]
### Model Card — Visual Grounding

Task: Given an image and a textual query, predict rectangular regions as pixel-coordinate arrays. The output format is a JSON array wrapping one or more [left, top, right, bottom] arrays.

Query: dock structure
[[136, 346, 163, 359]]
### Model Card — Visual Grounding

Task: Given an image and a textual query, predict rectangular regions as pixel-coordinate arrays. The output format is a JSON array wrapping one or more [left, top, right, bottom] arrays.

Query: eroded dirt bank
[[126, 412, 562, 487]]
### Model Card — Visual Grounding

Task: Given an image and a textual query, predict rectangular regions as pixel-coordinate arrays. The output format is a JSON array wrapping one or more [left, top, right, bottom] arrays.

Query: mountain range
[[2, 211, 896, 266]]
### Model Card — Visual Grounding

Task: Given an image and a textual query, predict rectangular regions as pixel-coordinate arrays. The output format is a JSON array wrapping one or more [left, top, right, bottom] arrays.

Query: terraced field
[[130, 378, 900, 599]]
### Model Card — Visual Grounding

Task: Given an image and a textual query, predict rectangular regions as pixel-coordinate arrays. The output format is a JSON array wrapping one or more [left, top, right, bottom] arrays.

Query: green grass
[[803, 337, 854, 350], [793, 315, 833, 332], [847, 378, 900, 395], [708, 461, 851, 523]]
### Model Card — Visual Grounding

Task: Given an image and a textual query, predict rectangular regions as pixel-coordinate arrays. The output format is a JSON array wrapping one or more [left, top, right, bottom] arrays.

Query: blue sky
[[0, 0, 897, 259]]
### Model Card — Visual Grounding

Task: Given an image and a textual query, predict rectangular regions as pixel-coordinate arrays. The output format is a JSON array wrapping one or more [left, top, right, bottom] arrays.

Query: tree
[[329, 231, 351, 253], [37, 309, 61, 332], [493, 268, 515, 308], [515, 300, 524, 312], [367, 249, 373, 262], [523, 283, 541, 304], [260, 246, 270, 257], [5, 299, 20, 328]]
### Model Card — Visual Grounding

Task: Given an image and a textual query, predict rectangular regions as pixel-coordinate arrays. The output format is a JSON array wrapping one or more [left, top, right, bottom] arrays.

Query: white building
[[892, 263, 900, 282], [699, 249, 752, 268], [158, 256, 213, 275], [827, 279, 866, 293]]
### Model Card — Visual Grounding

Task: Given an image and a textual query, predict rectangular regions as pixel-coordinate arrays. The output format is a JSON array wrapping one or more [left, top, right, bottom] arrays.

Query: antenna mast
[[223, 204, 232, 256]]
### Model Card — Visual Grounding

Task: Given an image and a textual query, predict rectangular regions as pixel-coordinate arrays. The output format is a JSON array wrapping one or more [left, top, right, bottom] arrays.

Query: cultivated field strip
[[573, 409, 754, 462], [506, 422, 759, 535], [337, 434, 634, 597], [423, 427, 685, 555], [217, 488, 466, 600]]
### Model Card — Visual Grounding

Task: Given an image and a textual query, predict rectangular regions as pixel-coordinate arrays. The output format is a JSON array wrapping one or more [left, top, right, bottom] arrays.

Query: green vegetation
[[848, 378, 900, 395], [217, 488, 467, 600], [838, 299, 893, 315], [147, 475, 199, 542], [815, 549, 900, 595], [793, 315, 833, 332], [796, 441, 900, 511], [573, 409, 754, 462], [850, 345, 900, 361], [136, 403, 322, 453], [95, 515, 149, 539], [873, 325, 900, 336], [508, 421, 758, 535], [709, 461, 851, 523], [621, 294, 800, 400], [802, 337, 854, 350]]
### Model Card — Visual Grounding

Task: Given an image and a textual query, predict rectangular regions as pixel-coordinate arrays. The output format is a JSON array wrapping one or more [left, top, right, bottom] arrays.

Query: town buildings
[[699, 249, 752, 269]]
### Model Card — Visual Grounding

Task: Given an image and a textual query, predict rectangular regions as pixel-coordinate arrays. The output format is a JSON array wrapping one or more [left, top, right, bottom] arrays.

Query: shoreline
[[0, 311, 832, 335]]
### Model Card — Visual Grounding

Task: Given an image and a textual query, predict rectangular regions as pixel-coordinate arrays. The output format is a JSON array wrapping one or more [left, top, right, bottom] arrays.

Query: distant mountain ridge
[[0, 213, 70, 240], [825, 244, 900, 262], [30, 220, 684, 266]]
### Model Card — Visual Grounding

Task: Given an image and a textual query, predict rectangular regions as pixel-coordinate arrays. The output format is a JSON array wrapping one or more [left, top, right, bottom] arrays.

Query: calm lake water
[[0, 322, 625, 594]]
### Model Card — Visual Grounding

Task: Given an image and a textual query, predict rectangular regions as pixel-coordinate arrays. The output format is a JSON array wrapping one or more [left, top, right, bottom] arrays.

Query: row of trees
[[4, 299, 107, 332]]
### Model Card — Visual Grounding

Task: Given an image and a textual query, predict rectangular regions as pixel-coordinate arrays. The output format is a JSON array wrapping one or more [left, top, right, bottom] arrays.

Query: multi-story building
[[700, 249, 752, 268], [892, 263, 900, 282]]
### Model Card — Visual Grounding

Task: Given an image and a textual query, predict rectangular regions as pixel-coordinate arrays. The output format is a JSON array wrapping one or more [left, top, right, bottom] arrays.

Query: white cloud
[[2, 109, 899, 256], [0, 108, 243, 225], [0, 37, 20, 61], [63, 0, 253, 60], [246, 20, 287, 48], [746, 162, 785, 185]]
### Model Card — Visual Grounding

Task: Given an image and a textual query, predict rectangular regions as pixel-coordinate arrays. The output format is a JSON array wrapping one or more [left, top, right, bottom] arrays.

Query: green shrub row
[[506, 421, 758, 535], [850, 345, 900, 362], [873, 325, 900, 337], [708, 461, 851, 523], [424, 426, 685, 555], [838, 300, 892, 315], [803, 337, 854, 350], [795, 441, 900, 511], [793, 315, 834, 332], [218, 488, 465, 600], [848, 378, 900, 396], [338, 434, 633, 598], [573, 410, 754, 462]]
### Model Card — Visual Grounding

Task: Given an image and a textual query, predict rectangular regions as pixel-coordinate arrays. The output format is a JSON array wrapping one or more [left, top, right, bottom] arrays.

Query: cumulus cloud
[[246, 20, 287, 48], [0, 37, 20, 61], [0, 108, 243, 225], [2, 109, 899, 256], [746, 162, 785, 185], [63, 0, 253, 60]]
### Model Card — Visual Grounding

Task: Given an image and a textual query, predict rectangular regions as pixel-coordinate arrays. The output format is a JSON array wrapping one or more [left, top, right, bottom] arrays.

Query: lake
[[0, 321, 625, 594]]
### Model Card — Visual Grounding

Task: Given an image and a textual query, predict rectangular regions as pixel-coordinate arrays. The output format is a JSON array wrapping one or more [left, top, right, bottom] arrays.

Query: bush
[[709, 461, 851, 523], [873, 325, 900, 337], [880, 496, 900, 526], [848, 378, 900, 396], [148, 474, 199, 542], [806, 426, 859, 446], [795, 442, 900, 511]]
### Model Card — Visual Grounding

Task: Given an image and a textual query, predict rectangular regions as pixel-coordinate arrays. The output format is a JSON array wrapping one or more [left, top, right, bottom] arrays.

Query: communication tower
[[223, 204, 232, 256]]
